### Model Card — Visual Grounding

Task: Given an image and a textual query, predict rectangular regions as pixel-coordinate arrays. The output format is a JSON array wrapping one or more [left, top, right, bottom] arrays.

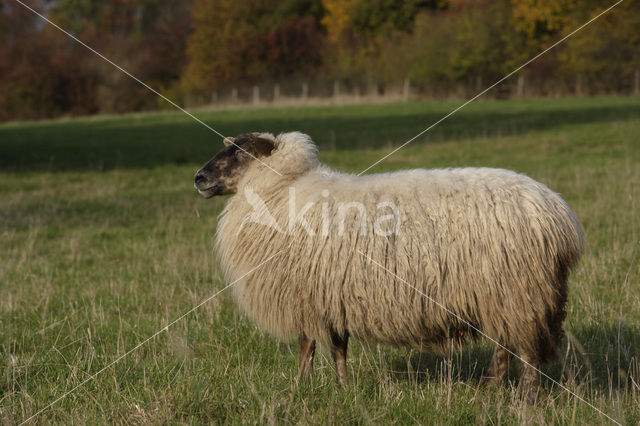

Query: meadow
[[1, 96, 639, 424]]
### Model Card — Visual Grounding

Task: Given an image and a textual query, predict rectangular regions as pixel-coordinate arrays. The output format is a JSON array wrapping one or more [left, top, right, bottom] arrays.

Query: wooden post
[[231, 88, 238, 103], [475, 75, 483, 92], [273, 84, 280, 102], [575, 74, 582, 96], [635, 69, 640, 95], [516, 75, 525, 98], [333, 80, 340, 99], [252, 86, 260, 105], [367, 78, 376, 97], [403, 78, 410, 102], [302, 82, 309, 100], [211, 90, 218, 104]]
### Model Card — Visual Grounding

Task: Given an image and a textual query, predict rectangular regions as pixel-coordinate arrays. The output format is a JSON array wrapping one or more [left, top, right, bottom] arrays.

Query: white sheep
[[194, 132, 584, 402]]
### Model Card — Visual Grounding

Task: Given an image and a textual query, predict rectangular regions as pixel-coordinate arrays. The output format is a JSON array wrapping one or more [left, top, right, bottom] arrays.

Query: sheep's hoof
[[298, 370, 312, 382], [518, 385, 540, 405], [482, 374, 503, 387], [336, 375, 348, 386]]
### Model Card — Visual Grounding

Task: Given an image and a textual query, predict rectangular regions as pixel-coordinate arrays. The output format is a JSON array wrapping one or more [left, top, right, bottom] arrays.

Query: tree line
[[1, 0, 638, 120]]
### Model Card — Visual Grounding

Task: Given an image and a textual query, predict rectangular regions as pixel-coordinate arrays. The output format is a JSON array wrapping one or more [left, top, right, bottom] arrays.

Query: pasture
[[1, 96, 639, 424]]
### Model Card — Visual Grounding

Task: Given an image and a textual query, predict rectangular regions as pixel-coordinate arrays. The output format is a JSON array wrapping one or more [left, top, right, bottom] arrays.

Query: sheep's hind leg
[[485, 347, 512, 385], [518, 352, 540, 404], [330, 330, 349, 385], [298, 333, 316, 381]]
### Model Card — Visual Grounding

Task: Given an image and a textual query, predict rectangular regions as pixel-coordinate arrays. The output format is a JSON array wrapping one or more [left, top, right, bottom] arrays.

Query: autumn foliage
[[1, 0, 638, 120]]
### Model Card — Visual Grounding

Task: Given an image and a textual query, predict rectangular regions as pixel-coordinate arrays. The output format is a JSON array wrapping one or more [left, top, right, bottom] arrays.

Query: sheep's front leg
[[298, 333, 316, 381], [330, 331, 349, 384], [485, 347, 512, 385]]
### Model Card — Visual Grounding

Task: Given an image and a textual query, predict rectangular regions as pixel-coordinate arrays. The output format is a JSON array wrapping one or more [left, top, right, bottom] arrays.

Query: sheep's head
[[194, 133, 276, 198]]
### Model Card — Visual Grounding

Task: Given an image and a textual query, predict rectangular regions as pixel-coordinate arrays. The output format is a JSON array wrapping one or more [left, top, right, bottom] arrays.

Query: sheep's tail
[[540, 198, 584, 364]]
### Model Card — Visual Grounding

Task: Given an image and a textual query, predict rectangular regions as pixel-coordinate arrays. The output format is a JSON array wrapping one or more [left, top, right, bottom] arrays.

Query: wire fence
[[186, 70, 640, 109]]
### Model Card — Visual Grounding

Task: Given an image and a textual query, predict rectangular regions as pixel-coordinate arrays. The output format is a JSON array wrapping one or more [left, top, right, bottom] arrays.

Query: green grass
[[1, 96, 639, 424]]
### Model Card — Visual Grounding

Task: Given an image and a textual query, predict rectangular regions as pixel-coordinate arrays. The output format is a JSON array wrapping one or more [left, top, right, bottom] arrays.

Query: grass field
[[1, 96, 639, 424]]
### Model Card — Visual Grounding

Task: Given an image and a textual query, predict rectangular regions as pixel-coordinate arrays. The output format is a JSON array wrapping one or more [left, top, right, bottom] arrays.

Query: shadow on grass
[[386, 322, 640, 394], [1, 99, 639, 172]]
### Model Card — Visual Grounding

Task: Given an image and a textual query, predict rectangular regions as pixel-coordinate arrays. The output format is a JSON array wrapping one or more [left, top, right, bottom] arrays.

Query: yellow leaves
[[321, 0, 365, 42], [511, 0, 575, 41]]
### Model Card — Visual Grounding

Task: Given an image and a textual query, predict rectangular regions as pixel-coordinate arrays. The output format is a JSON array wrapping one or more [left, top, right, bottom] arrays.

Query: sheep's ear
[[253, 136, 276, 157], [223, 136, 235, 147]]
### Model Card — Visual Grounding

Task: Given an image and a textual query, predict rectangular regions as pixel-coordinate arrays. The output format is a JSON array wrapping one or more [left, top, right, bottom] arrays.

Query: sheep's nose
[[194, 171, 207, 187]]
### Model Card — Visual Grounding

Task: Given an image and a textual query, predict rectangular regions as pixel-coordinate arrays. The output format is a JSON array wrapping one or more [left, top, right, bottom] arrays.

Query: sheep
[[194, 131, 584, 402]]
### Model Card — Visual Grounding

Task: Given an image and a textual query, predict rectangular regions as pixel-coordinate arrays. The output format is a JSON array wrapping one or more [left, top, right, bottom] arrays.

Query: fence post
[[635, 69, 640, 95], [403, 78, 410, 101], [231, 88, 238, 103], [367, 78, 377, 97], [253, 86, 260, 105], [575, 74, 582, 96], [302, 82, 309, 100], [333, 80, 340, 99], [516, 75, 525, 98], [211, 90, 218, 104], [273, 84, 280, 102]]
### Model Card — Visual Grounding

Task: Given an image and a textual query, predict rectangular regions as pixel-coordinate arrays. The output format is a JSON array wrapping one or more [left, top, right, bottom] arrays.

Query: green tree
[[390, 0, 522, 93], [321, 0, 447, 86], [561, 0, 640, 93]]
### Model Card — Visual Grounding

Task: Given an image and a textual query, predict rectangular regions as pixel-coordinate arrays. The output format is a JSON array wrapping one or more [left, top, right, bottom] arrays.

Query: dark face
[[194, 133, 276, 198]]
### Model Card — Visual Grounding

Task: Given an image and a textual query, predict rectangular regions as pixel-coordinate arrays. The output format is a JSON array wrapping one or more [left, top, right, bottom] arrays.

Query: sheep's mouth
[[197, 185, 221, 198]]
